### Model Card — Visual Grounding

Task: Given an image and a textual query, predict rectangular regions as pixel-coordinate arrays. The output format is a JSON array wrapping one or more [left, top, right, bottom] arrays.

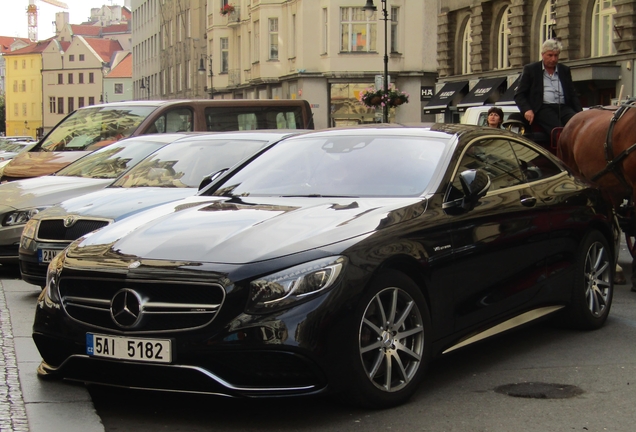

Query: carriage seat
[[502, 112, 562, 155]]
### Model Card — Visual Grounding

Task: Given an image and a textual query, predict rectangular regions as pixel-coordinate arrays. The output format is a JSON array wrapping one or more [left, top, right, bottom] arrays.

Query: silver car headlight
[[2, 207, 48, 227], [22, 218, 39, 241], [247, 256, 346, 313], [44, 251, 66, 304]]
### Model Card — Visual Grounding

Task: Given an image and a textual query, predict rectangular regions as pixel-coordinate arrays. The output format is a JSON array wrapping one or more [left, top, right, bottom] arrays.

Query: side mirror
[[459, 169, 491, 210], [198, 168, 228, 191]]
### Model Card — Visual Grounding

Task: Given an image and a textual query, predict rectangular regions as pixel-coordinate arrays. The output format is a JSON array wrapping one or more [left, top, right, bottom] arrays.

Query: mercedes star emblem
[[110, 288, 143, 328]]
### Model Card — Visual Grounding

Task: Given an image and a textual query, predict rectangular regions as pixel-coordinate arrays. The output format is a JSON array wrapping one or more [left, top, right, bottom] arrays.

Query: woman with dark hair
[[486, 106, 504, 128]]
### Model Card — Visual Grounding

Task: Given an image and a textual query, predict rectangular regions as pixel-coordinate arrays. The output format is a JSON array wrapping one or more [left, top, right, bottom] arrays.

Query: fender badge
[[128, 261, 141, 269]]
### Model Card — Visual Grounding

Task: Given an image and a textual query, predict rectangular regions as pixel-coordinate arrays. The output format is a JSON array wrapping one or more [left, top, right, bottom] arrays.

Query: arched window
[[497, 7, 511, 69], [539, 0, 557, 57], [592, 0, 616, 57], [462, 18, 472, 74]]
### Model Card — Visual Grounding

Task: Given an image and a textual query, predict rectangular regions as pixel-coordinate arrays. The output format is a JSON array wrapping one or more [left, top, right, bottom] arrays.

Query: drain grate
[[495, 382, 584, 399]]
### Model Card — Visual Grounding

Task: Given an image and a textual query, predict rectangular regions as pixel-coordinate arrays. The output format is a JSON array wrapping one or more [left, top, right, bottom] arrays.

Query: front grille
[[20, 259, 46, 278], [37, 219, 110, 241], [59, 277, 226, 334]]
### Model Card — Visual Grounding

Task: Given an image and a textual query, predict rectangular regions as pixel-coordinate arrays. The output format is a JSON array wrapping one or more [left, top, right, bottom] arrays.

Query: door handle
[[520, 195, 537, 207]]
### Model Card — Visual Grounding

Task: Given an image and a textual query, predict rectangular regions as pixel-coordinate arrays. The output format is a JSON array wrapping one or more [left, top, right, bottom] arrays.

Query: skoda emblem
[[63, 215, 77, 228], [110, 289, 143, 328]]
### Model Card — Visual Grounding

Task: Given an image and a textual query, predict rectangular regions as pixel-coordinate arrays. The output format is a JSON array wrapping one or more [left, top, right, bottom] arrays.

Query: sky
[[0, 0, 126, 41]]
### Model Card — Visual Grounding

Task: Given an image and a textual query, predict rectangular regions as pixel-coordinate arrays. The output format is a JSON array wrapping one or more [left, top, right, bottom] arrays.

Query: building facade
[[430, 0, 636, 122], [202, 0, 438, 129]]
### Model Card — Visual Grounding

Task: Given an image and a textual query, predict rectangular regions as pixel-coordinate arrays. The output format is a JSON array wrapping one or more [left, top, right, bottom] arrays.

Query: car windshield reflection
[[211, 135, 447, 198]]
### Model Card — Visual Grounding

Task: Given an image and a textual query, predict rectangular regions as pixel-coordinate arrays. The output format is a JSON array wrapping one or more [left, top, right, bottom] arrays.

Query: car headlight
[[2, 207, 48, 227], [22, 218, 39, 240], [44, 250, 65, 304], [247, 256, 346, 313]]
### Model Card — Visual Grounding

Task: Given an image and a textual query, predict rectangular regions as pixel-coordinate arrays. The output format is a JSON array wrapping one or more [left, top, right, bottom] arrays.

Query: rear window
[[40, 105, 157, 152], [205, 106, 302, 131]]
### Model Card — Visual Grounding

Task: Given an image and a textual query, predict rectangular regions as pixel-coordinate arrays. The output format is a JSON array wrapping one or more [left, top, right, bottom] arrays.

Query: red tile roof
[[102, 24, 130, 34], [84, 38, 123, 62], [107, 52, 132, 78], [71, 25, 102, 37], [3, 40, 52, 56], [0, 36, 31, 54]]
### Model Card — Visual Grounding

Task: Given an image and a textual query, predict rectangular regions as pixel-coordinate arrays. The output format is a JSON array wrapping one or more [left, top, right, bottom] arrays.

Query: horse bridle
[[591, 99, 636, 189]]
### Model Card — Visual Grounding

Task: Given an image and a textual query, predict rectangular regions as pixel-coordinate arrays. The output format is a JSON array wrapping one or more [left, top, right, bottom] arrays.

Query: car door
[[445, 137, 553, 332]]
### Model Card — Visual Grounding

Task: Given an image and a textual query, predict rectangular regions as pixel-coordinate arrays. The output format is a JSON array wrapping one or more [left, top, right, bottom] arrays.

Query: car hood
[[38, 187, 198, 221], [69, 195, 427, 264], [2, 151, 89, 179], [0, 176, 113, 212]]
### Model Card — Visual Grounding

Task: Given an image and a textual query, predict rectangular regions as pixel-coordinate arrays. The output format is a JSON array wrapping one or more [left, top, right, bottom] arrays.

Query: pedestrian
[[486, 106, 504, 128], [514, 39, 582, 140]]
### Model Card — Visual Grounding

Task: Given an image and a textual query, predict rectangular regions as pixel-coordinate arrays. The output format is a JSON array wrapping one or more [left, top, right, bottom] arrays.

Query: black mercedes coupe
[[33, 124, 616, 409]]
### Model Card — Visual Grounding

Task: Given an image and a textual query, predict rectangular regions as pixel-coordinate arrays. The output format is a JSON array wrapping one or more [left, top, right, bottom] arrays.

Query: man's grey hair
[[541, 39, 562, 54]]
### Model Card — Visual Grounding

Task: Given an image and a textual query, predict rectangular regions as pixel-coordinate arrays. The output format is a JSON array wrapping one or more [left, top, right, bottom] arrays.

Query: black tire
[[337, 270, 431, 409], [563, 230, 614, 330]]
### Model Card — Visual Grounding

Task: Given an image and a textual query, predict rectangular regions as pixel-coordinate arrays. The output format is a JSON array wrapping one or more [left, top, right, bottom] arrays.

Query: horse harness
[[591, 99, 636, 192]]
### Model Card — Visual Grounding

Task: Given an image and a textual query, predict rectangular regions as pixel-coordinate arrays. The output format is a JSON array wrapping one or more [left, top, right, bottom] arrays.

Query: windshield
[[40, 105, 157, 152], [209, 135, 448, 198], [55, 139, 168, 179], [113, 138, 272, 188]]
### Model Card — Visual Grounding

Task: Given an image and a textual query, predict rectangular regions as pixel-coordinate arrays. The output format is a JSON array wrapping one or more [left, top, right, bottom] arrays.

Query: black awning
[[495, 76, 521, 106], [457, 77, 507, 111], [423, 81, 469, 114]]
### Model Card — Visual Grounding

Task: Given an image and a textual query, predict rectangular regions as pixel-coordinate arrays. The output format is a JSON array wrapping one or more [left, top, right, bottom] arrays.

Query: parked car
[[1, 99, 314, 182], [19, 130, 305, 286], [0, 134, 194, 266], [33, 124, 616, 409], [0, 140, 38, 161]]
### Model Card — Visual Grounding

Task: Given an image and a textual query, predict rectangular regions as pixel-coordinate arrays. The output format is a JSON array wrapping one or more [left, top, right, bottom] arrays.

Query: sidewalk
[[0, 276, 104, 432]]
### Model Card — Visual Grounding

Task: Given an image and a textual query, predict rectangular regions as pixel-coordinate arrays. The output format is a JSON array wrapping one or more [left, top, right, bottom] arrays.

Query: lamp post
[[363, 0, 389, 123], [139, 76, 151, 100], [198, 55, 213, 99]]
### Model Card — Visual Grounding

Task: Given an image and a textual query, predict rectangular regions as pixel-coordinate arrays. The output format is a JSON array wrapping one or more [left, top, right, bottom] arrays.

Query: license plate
[[86, 333, 172, 363], [38, 248, 61, 263]]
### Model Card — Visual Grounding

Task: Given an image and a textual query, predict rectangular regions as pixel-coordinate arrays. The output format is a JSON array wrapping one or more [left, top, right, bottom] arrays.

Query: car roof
[[79, 99, 310, 109]]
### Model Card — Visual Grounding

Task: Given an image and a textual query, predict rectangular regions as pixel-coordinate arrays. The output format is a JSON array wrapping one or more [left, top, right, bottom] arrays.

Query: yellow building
[[4, 41, 49, 139]]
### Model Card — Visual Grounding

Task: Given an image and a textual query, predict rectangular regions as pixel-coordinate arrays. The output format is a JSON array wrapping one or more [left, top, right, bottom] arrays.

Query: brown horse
[[558, 101, 636, 208]]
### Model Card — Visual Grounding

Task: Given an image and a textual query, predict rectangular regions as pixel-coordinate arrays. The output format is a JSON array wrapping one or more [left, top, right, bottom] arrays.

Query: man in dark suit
[[514, 39, 582, 139]]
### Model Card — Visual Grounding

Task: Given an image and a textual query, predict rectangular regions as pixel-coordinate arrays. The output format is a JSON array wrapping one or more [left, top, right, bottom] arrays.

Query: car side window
[[451, 139, 526, 193], [508, 140, 563, 182], [151, 108, 193, 133]]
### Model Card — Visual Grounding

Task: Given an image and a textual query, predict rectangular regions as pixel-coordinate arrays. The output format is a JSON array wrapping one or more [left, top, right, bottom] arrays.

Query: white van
[[460, 105, 520, 126]]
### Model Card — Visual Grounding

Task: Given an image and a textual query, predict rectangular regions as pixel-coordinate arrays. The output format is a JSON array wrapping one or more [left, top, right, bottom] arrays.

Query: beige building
[[205, 0, 438, 129], [430, 0, 636, 122], [131, 0, 439, 129], [42, 36, 124, 134]]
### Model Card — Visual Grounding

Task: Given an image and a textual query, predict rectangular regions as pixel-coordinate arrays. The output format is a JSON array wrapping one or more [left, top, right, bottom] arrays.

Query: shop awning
[[423, 81, 469, 114], [457, 77, 507, 111], [496, 76, 521, 106]]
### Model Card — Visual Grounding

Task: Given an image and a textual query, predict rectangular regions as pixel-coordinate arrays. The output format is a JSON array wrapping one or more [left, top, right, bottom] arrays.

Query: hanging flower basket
[[358, 85, 410, 109], [220, 4, 235, 15]]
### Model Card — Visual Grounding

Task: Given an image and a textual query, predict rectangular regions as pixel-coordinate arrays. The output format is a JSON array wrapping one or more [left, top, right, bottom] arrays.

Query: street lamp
[[363, 0, 389, 123], [198, 55, 213, 99], [139, 76, 151, 100]]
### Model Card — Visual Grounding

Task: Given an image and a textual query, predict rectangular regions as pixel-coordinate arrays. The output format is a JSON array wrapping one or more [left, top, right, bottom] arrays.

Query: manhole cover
[[495, 382, 584, 399]]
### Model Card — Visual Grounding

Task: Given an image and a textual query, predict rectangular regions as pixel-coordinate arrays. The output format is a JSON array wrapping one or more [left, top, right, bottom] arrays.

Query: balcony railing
[[225, 7, 240, 25]]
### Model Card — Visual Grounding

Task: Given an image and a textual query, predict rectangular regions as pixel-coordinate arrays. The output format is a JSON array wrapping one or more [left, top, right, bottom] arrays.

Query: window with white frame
[[497, 6, 511, 69], [291, 14, 296, 58], [340, 7, 376, 52], [114, 83, 123, 94], [540, 0, 557, 57], [592, 0, 617, 57], [178, 14, 182, 41], [170, 66, 174, 93], [462, 18, 472, 74], [177, 63, 182, 91], [322, 8, 328, 54], [187, 60, 192, 89], [269, 18, 279, 60], [221, 38, 229, 72], [254, 21, 260, 62], [170, 19, 174, 46], [390, 7, 399, 53], [186, 9, 191, 38]]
